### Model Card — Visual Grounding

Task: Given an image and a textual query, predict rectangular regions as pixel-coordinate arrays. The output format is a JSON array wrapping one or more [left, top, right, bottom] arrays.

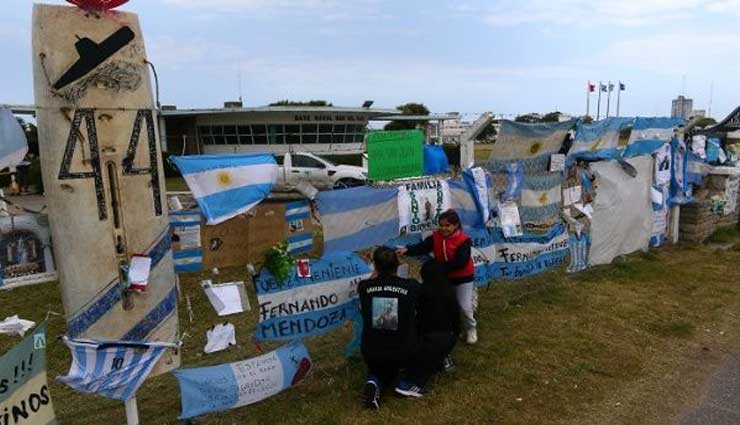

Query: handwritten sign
[[397, 178, 451, 234], [253, 253, 372, 341], [175, 342, 312, 419], [0, 323, 56, 425], [367, 130, 424, 181]]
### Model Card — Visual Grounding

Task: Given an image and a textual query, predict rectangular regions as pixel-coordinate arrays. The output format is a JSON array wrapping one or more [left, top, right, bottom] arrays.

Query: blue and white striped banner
[[171, 154, 278, 225], [569, 117, 634, 161], [316, 186, 399, 255], [170, 210, 203, 273], [287, 233, 313, 254], [253, 253, 371, 341], [285, 201, 313, 254], [624, 117, 684, 158], [567, 233, 590, 273], [175, 342, 311, 419], [285, 201, 310, 222], [57, 338, 175, 400]]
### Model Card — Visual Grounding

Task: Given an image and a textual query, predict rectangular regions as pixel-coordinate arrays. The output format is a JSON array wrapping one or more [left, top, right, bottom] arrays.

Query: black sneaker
[[442, 355, 456, 372], [363, 380, 380, 409]]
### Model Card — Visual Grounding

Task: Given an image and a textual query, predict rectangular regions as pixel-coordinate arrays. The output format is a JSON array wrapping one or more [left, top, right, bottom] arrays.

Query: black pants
[[363, 350, 413, 390], [408, 331, 457, 387]]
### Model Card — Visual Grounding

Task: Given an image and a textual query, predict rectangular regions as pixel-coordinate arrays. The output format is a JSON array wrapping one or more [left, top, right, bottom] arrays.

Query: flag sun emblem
[[217, 171, 232, 187]]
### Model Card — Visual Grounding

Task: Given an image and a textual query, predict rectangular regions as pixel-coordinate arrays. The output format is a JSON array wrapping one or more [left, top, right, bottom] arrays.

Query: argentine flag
[[58, 337, 176, 400], [171, 154, 278, 225]]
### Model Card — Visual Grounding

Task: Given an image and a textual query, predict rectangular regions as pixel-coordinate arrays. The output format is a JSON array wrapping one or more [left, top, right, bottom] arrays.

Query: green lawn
[[2, 226, 740, 424]]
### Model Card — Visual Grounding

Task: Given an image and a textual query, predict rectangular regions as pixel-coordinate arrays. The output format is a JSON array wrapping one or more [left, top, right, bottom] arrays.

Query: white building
[[671, 95, 694, 119]]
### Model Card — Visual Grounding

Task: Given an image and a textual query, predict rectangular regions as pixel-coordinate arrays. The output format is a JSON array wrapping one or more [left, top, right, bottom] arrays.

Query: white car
[[274, 152, 367, 191]]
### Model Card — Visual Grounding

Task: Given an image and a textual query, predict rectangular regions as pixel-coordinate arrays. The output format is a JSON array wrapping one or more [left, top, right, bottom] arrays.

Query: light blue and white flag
[[169, 209, 203, 273], [316, 186, 399, 254], [462, 167, 495, 225], [488, 224, 569, 279], [624, 117, 684, 158], [0, 108, 28, 171], [569, 117, 634, 161], [567, 233, 590, 273], [253, 253, 372, 341], [171, 154, 278, 225], [57, 338, 176, 400], [175, 342, 312, 419]]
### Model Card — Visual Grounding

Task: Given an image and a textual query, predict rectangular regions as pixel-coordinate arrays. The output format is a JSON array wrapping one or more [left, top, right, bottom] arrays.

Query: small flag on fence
[[170, 153, 278, 225], [57, 337, 176, 400]]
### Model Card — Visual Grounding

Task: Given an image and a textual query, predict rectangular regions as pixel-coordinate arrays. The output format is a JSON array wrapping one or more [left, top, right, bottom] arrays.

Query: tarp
[[423, 145, 449, 175], [589, 156, 653, 265]]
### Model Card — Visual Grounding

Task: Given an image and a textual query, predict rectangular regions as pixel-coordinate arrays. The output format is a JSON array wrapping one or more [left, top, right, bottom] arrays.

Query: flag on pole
[[608, 83, 615, 92], [619, 82, 626, 91], [600, 83, 607, 92], [588, 81, 596, 93], [57, 337, 176, 400], [170, 153, 278, 225]]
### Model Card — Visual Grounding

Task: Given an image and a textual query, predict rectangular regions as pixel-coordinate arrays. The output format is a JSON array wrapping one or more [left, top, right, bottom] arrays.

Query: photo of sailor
[[372, 297, 399, 331]]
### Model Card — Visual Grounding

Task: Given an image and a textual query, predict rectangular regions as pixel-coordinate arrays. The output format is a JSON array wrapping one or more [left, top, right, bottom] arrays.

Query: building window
[[253, 125, 267, 144]]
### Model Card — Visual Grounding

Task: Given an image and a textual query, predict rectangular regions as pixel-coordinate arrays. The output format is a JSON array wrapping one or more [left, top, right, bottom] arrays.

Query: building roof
[[373, 114, 460, 121], [0, 104, 36, 116], [160, 106, 401, 117]]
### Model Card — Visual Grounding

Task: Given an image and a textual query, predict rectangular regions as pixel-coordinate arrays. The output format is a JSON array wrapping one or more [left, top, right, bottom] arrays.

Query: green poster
[[367, 130, 424, 181], [0, 323, 57, 425]]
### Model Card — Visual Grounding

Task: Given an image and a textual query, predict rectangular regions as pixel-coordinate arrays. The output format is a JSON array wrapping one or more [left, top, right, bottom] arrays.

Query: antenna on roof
[[238, 62, 243, 103], [708, 80, 714, 118]]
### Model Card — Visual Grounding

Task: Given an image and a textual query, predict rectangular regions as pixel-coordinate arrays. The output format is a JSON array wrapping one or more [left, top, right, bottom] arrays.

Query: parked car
[[273, 152, 367, 191]]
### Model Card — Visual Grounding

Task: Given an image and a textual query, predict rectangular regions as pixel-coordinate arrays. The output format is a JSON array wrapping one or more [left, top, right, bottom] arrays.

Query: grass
[[2, 224, 740, 424]]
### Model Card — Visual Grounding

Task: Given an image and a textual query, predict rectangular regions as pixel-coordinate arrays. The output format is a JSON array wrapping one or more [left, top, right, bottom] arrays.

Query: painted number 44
[[59, 109, 163, 220]]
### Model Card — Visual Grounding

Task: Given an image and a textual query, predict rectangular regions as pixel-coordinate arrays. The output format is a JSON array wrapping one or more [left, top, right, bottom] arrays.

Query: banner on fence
[[0, 323, 56, 425], [175, 342, 312, 419], [398, 178, 451, 234], [488, 225, 569, 279], [253, 253, 372, 341]]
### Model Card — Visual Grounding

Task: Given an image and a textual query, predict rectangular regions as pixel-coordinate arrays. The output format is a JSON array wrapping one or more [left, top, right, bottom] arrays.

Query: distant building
[[671, 95, 693, 119], [690, 109, 706, 119]]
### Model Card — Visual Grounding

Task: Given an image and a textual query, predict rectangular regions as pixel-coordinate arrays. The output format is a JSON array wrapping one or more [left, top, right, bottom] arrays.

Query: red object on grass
[[66, 0, 130, 11]]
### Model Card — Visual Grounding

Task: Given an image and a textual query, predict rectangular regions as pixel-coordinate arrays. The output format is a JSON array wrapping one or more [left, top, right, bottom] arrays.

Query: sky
[[2, 0, 740, 121]]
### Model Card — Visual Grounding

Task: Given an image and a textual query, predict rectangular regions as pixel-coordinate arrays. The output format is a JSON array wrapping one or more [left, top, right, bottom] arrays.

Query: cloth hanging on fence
[[589, 156, 653, 266], [624, 117, 684, 158], [567, 233, 590, 273], [569, 117, 634, 161]]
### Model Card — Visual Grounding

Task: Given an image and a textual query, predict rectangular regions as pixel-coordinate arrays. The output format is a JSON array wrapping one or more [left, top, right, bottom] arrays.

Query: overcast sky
[[3, 0, 739, 121]]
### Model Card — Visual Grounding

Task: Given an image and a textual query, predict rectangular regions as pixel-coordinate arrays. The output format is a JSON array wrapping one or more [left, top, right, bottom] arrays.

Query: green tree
[[384, 103, 430, 131], [269, 100, 333, 107], [694, 117, 717, 128], [514, 113, 542, 124], [475, 122, 497, 142], [541, 111, 563, 122]]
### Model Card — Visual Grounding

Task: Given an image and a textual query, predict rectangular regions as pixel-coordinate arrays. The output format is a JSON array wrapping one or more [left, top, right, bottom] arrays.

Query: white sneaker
[[466, 329, 478, 345]]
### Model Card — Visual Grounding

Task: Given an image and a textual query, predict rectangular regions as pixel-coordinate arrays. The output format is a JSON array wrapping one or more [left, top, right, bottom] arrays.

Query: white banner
[[398, 179, 450, 234]]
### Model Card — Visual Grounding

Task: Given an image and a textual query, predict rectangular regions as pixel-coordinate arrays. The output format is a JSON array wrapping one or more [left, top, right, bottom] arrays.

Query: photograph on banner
[[0, 322, 57, 425], [175, 342, 312, 419], [367, 130, 424, 181], [398, 178, 451, 234], [253, 253, 372, 341], [0, 215, 57, 290], [499, 202, 523, 238]]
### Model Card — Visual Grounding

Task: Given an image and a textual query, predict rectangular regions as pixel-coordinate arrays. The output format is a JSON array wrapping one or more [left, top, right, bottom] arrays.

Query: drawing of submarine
[[53, 25, 135, 90]]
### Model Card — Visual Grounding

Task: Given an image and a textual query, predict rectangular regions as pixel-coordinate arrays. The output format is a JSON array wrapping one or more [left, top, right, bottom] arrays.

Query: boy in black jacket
[[358, 246, 422, 409]]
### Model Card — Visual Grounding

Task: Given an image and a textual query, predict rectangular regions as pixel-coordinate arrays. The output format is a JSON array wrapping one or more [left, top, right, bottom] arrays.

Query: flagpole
[[597, 81, 602, 120], [586, 82, 591, 117], [125, 398, 139, 425], [616, 81, 622, 117], [606, 81, 612, 118]]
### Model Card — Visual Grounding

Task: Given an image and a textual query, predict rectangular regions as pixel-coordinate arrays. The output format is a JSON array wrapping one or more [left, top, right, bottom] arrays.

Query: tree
[[383, 103, 430, 131], [475, 122, 497, 142], [514, 113, 542, 124], [694, 117, 717, 128], [541, 111, 563, 122], [269, 100, 333, 107]]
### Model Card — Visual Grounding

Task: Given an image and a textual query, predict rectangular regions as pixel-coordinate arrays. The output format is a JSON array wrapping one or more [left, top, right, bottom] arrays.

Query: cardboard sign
[[0, 323, 56, 425], [367, 130, 424, 181]]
